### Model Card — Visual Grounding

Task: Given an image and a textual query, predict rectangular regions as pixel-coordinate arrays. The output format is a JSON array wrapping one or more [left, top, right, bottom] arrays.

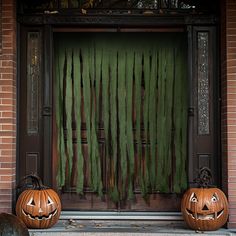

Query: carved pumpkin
[[0, 213, 29, 236], [181, 187, 229, 231], [16, 175, 61, 229]]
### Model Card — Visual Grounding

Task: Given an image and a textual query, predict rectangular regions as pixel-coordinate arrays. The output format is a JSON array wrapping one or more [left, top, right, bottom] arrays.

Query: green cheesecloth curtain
[[54, 33, 188, 201]]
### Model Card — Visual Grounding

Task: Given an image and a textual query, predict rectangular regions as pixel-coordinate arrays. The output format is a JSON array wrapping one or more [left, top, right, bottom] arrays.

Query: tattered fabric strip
[[55, 43, 66, 187], [109, 50, 119, 202], [65, 49, 73, 181], [117, 49, 128, 199], [126, 50, 135, 200], [143, 50, 151, 191], [148, 50, 158, 191], [73, 49, 84, 194], [134, 51, 146, 197]]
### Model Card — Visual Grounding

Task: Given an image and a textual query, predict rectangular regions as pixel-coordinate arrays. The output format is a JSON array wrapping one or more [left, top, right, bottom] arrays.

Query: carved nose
[[202, 204, 209, 211], [39, 208, 43, 213]]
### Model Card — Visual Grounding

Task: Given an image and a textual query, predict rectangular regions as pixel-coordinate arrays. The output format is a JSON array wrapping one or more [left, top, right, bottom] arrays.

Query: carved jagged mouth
[[186, 209, 224, 220], [22, 209, 57, 221]]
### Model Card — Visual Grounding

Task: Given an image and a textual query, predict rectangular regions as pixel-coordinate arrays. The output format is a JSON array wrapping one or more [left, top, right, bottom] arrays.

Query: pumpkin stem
[[195, 167, 213, 188], [17, 174, 49, 190]]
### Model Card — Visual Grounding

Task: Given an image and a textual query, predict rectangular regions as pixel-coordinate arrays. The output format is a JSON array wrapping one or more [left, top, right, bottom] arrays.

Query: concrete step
[[29, 220, 236, 236], [29, 233, 235, 236]]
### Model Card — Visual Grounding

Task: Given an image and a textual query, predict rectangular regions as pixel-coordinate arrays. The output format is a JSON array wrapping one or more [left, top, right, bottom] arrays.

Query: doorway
[[52, 32, 188, 211], [18, 24, 219, 214]]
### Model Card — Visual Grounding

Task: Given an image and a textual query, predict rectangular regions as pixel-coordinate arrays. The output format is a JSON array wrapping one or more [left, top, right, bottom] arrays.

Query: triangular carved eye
[[27, 197, 36, 206], [47, 196, 54, 205], [190, 193, 198, 202], [212, 193, 219, 202]]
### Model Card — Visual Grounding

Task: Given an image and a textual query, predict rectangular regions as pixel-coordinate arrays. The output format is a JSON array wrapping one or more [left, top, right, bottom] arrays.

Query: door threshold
[[29, 217, 234, 236], [60, 211, 183, 221]]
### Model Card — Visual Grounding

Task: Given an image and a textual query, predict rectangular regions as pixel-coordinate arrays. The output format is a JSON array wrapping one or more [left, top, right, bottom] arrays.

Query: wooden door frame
[[17, 14, 220, 210]]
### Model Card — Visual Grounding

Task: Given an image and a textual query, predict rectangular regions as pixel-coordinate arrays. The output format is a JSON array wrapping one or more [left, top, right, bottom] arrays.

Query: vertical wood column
[[189, 26, 219, 186]]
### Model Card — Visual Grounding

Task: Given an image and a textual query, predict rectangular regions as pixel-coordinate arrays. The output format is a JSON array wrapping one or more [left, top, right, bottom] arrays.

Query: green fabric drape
[[143, 50, 151, 192], [55, 33, 188, 200], [149, 51, 158, 190], [134, 51, 146, 196], [117, 49, 128, 199], [65, 49, 73, 181], [173, 42, 188, 192], [109, 50, 119, 201], [73, 49, 84, 194], [55, 43, 66, 187], [126, 50, 135, 200]]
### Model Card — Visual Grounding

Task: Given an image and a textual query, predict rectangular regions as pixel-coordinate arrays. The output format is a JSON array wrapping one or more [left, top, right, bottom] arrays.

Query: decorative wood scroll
[[27, 32, 41, 135], [20, 0, 216, 13], [197, 32, 209, 135]]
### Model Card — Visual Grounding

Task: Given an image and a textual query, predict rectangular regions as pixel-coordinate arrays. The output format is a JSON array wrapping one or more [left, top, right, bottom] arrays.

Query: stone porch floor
[[29, 220, 236, 236]]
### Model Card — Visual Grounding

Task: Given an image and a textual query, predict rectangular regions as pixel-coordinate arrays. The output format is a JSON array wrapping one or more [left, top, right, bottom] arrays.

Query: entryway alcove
[[17, 0, 219, 219]]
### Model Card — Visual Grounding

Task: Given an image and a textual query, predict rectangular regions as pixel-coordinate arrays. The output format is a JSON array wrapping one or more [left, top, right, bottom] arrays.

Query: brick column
[[0, 0, 17, 213], [221, 0, 236, 228]]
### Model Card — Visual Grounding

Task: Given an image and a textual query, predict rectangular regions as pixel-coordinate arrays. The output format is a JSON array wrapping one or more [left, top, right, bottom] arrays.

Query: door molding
[[17, 15, 220, 210]]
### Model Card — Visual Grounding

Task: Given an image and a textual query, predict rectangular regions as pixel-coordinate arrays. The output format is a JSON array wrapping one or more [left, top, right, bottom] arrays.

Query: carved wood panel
[[189, 26, 219, 186], [18, 28, 43, 183], [27, 32, 41, 135]]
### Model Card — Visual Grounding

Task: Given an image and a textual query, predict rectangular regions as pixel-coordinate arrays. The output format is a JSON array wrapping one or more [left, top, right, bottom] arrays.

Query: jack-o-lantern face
[[181, 188, 229, 231], [16, 188, 61, 229]]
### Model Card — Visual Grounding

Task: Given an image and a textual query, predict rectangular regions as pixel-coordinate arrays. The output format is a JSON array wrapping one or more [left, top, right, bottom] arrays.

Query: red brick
[[1, 48, 14, 55], [1, 86, 15, 92], [0, 183, 13, 189], [0, 98, 15, 105], [2, 43, 13, 49], [2, 12, 15, 19], [227, 53, 236, 59], [1, 150, 14, 156], [0, 118, 16, 124], [1, 17, 13, 24], [1, 163, 15, 168], [1, 73, 14, 79], [0, 112, 16, 118], [0, 176, 13, 182], [0, 189, 12, 195], [0, 137, 16, 144], [0, 157, 13, 163], [1, 122, 15, 129], [228, 67, 236, 73], [227, 60, 236, 67], [0, 106, 14, 112]]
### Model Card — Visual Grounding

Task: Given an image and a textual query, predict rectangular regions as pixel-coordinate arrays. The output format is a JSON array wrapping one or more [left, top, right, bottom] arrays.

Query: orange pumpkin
[[16, 175, 61, 229], [181, 187, 228, 231]]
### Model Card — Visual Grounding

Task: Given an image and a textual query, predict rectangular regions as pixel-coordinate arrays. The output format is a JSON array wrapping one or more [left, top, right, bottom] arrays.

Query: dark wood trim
[[17, 10, 220, 210], [191, 26, 219, 186], [187, 25, 194, 186], [42, 25, 53, 186], [18, 26, 44, 183], [53, 27, 185, 32], [17, 14, 218, 27]]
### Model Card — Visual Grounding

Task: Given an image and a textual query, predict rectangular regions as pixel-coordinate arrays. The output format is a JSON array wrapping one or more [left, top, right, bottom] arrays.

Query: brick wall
[[0, 0, 17, 213], [0, 0, 236, 228], [222, 0, 236, 228]]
